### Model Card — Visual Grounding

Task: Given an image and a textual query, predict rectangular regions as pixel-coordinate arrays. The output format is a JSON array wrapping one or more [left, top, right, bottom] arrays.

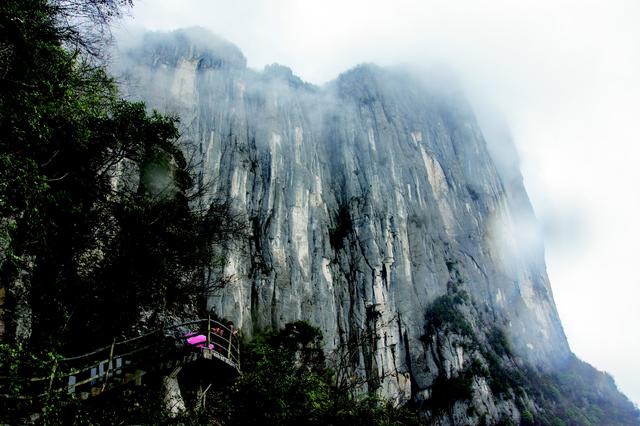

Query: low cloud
[[117, 0, 640, 404]]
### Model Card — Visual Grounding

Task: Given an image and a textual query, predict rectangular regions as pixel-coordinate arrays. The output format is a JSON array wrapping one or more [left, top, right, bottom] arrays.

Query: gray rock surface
[[114, 28, 571, 403]]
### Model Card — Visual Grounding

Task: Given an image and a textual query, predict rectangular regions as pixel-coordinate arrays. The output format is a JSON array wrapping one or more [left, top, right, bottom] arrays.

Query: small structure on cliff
[[0, 317, 240, 419]]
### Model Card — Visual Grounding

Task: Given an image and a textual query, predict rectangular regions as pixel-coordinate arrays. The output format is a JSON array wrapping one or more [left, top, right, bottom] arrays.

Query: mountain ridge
[[113, 27, 639, 424]]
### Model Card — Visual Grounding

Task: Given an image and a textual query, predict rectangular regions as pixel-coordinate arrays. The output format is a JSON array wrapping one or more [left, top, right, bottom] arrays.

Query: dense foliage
[[0, 0, 248, 421], [0, 343, 67, 423], [0, 0, 242, 354], [514, 355, 640, 426]]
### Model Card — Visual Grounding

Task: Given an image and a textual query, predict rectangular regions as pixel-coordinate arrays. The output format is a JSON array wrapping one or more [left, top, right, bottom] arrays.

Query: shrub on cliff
[[199, 322, 419, 426]]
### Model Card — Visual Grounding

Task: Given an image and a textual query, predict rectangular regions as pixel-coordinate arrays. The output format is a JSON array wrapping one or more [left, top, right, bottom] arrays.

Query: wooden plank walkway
[[1, 318, 241, 400]]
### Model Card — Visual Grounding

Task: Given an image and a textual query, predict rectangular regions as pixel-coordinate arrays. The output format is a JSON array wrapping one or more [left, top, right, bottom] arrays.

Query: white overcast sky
[[116, 0, 640, 405]]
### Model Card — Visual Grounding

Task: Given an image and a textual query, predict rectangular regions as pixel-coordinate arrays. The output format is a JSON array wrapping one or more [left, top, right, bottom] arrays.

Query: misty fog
[[114, 0, 640, 405]]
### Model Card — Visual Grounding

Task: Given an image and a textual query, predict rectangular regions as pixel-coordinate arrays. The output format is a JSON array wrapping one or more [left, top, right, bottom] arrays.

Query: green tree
[[0, 0, 244, 353]]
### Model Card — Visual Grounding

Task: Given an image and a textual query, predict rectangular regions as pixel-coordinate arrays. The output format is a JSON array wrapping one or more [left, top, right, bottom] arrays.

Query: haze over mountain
[[112, 28, 639, 424], [116, 0, 640, 406]]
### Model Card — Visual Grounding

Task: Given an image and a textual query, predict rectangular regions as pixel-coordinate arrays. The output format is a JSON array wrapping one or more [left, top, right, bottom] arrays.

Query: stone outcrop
[[115, 27, 572, 410]]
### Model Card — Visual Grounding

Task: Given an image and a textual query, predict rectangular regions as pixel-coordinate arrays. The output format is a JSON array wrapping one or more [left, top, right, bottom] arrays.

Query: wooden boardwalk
[[2, 318, 240, 400]]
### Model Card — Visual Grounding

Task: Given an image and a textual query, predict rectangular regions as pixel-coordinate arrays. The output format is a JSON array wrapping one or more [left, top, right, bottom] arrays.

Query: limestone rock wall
[[115, 29, 571, 402]]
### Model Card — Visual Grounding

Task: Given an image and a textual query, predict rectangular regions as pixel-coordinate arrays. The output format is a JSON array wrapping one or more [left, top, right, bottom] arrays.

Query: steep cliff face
[[114, 29, 634, 423]]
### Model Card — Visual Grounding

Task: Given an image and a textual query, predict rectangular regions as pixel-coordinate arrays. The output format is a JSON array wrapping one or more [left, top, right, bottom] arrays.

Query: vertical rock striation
[[114, 29, 637, 423]]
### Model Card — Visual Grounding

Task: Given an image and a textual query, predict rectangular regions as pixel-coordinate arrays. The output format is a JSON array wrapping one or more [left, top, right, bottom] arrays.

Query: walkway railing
[[1, 318, 241, 400]]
